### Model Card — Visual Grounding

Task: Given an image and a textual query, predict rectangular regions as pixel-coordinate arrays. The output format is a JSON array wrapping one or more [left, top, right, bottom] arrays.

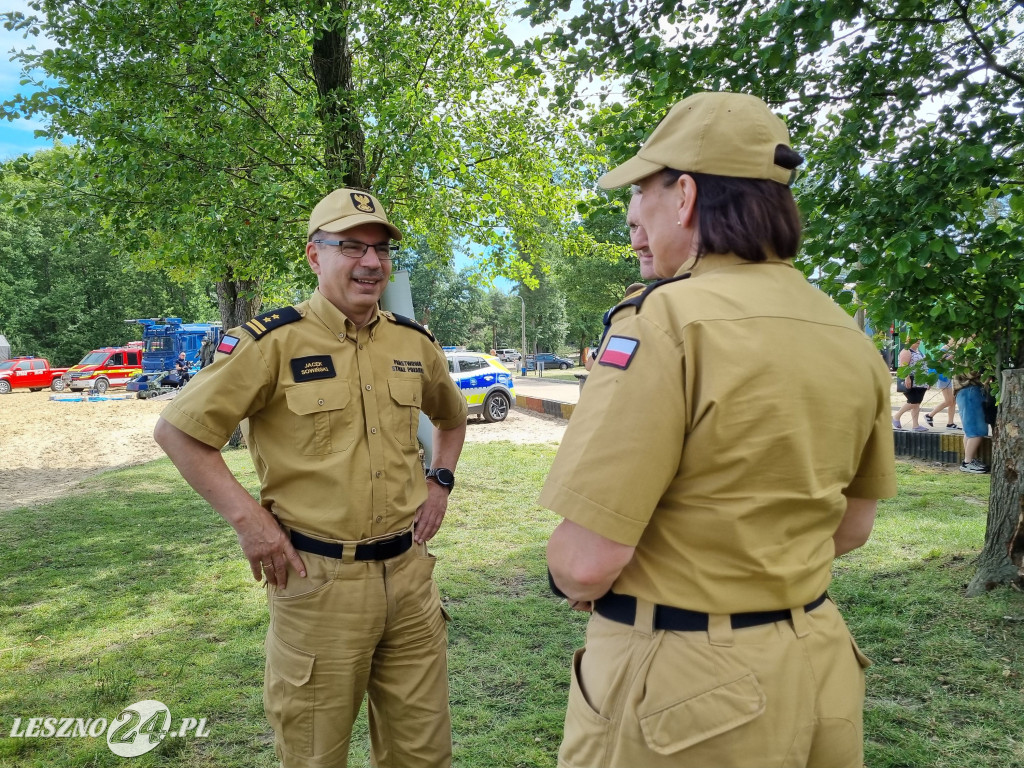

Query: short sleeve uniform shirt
[[539, 253, 897, 614], [162, 289, 467, 541]]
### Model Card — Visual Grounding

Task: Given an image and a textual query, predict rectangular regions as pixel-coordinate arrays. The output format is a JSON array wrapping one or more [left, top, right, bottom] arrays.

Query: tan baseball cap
[[307, 188, 403, 240], [598, 92, 796, 189]]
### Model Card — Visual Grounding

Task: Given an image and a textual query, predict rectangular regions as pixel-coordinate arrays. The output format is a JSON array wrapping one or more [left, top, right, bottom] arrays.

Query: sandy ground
[[0, 390, 566, 511]]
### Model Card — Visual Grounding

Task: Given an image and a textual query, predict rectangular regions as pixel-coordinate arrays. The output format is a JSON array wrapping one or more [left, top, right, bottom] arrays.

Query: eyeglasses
[[312, 239, 400, 260]]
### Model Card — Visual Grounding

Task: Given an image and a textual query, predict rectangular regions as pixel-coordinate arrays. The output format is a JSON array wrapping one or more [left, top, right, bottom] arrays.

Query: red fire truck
[[0, 357, 70, 394], [62, 346, 144, 393]]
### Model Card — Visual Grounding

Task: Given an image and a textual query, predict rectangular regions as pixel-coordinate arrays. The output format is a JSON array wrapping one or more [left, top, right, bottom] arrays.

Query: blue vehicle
[[526, 352, 575, 371], [125, 318, 222, 399]]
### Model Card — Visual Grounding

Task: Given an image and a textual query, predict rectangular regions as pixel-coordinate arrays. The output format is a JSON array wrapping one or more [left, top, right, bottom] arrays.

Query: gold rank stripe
[[247, 318, 267, 334]]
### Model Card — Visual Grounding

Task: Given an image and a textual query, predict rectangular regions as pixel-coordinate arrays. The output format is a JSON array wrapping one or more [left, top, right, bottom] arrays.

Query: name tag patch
[[598, 336, 640, 369], [392, 359, 424, 374], [217, 335, 240, 355], [290, 356, 337, 382]]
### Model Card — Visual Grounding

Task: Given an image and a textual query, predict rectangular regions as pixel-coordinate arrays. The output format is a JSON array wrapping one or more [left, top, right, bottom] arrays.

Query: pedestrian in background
[[925, 339, 958, 430], [954, 368, 991, 473], [892, 338, 928, 431]]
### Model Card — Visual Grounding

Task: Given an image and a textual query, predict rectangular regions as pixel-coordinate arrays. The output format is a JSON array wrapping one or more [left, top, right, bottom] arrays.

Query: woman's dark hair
[[662, 146, 803, 262]]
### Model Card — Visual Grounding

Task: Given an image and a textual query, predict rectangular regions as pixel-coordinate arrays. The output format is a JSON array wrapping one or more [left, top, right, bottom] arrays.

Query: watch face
[[433, 468, 455, 487]]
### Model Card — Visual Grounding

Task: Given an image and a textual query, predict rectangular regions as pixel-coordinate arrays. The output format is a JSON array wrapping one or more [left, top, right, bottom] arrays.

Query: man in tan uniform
[[542, 92, 897, 767], [586, 193, 655, 371], [154, 189, 467, 768]]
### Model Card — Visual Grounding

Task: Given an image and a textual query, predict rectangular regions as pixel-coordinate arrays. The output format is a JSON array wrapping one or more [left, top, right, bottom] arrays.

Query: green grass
[[0, 449, 1021, 767]]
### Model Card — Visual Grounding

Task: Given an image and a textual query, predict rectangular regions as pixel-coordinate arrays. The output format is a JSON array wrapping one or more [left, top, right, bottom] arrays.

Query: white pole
[[381, 271, 434, 466], [520, 296, 527, 377]]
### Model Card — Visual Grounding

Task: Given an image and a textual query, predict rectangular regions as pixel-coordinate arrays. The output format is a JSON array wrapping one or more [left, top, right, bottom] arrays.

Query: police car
[[445, 351, 516, 422]]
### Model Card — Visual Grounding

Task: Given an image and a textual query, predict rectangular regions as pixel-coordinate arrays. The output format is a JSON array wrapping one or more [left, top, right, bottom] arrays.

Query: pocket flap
[[639, 672, 765, 755], [266, 632, 315, 687], [388, 378, 421, 407], [285, 379, 350, 415]]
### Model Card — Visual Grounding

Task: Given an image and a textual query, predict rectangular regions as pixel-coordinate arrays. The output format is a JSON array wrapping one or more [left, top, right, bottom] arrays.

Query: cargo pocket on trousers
[[561, 647, 612, 767], [638, 672, 766, 756], [264, 632, 316, 758]]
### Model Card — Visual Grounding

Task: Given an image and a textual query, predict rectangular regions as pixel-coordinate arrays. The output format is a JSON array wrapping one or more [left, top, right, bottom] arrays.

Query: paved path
[[515, 372, 964, 433], [514, 375, 583, 405]]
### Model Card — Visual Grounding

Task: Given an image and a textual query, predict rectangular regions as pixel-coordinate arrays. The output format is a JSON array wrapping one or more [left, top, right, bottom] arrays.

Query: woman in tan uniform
[[541, 92, 897, 768]]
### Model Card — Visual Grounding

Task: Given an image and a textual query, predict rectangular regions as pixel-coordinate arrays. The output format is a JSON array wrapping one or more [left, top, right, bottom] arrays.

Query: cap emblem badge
[[351, 193, 375, 213]]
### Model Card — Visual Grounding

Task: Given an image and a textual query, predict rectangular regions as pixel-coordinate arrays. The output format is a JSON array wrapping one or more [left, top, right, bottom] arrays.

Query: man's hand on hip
[[234, 503, 307, 588], [414, 482, 449, 543]]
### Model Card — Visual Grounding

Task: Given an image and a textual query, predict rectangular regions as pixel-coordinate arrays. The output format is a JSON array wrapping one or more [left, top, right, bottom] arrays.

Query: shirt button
[[375, 471, 382, 478], [358, 343, 364, 350], [376, 516, 383, 523], [365, 384, 372, 391], [317, 399, 324, 406], [371, 427, 377, 434]]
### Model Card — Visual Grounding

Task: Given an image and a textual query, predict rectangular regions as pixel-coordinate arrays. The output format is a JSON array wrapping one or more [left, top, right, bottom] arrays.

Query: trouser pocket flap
[[639, 672, 766, 755], [267, 632, 315, 686]]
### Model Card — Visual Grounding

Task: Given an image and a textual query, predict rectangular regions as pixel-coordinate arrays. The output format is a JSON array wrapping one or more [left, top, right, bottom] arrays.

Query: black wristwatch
[[426, 467, 455, 492]]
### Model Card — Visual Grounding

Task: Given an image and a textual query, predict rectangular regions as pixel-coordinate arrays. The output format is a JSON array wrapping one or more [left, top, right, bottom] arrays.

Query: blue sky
[[0, 1, 52, 161]]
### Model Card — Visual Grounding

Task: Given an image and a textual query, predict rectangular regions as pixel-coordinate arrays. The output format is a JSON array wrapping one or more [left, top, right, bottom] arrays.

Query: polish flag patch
[[598, 335, 640, 369], [217, 335, 241, 355]]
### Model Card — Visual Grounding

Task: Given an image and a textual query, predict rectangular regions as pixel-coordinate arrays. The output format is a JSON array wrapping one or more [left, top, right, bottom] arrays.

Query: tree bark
[[216, 274, 263, 330], [215, 273, 262, 449], [311, 8, 366, 189], [966, 369, 1024, 596]]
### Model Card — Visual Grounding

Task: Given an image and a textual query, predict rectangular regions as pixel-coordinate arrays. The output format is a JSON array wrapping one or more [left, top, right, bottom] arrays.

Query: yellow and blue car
[[445, 351, 515, 422]]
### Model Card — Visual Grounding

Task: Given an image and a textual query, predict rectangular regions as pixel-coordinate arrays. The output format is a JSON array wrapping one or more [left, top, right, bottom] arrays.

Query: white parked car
[[446, 352, 516, 422], [495, 348, 521, 363]]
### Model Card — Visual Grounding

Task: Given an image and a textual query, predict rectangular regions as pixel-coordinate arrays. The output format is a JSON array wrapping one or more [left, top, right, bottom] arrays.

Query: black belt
[[289, 530, 413, 561], [594, 591, 829, 632]]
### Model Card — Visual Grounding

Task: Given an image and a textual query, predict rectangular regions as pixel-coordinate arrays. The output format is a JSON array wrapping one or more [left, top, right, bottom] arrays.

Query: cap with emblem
[[598, 92, 796, 190], [308, 188, 403, 240]]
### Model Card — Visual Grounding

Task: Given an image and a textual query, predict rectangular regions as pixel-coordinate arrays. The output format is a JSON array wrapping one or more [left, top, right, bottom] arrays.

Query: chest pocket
[[284, 379, 355, 455], [388, 377, 423, 446]]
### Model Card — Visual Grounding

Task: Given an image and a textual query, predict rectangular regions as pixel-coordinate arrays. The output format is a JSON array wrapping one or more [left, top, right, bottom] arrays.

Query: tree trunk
[[311, 10, 366, 189], [216, 274, 262, 449], [216, 274, 263, 330], [966, 369, 1024, 596]]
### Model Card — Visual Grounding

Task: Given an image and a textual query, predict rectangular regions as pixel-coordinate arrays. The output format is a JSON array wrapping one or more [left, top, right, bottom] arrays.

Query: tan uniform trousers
[[264, 536, 451, 768], [560, 598, 871, 768]]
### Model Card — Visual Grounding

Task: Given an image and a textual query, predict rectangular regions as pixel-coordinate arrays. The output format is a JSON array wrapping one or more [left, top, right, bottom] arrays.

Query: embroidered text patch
[[290, 356, 337, 382]]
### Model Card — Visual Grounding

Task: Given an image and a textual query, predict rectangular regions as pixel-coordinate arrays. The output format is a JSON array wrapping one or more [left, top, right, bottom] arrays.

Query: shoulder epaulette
[[605, 274, 691, 325], [241, 306, 302, 339], [386, 312, 436, 343]]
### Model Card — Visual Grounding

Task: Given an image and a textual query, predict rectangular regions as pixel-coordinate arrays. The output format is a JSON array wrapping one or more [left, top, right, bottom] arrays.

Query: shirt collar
[[308, 288, 383, 338], [675, 251, 796, 279]]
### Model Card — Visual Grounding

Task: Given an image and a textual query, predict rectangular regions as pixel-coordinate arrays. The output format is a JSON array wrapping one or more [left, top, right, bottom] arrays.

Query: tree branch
[[955, 0, 1024, 88], [207, 65, 323, 167]]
